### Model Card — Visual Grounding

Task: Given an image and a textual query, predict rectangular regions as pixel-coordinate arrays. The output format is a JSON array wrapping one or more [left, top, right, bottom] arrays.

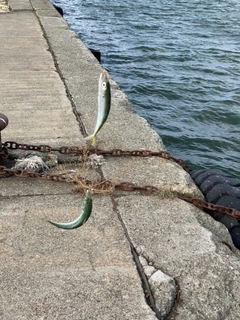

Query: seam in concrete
[[164, 279, 181, 320], [111, 195, 162, 320], [32, 8, 88, 138], [9, 8, 32, 12], [0, 193, 73, 202], [140, 254, 181, 319]]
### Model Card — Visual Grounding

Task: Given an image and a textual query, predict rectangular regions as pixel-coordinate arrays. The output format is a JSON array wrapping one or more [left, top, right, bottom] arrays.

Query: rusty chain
[[1, 141, 240, 220], [3, 141, 192, 172], [176, 193, 240, 220]]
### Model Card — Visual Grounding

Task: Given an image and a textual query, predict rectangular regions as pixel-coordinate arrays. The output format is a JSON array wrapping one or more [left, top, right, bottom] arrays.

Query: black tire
[[190, 169, 240, 249]]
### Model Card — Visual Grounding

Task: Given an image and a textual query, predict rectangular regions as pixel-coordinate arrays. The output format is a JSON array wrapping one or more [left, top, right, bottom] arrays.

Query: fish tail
[[46, 190, 93, 230], [85, 134, 97, 147]]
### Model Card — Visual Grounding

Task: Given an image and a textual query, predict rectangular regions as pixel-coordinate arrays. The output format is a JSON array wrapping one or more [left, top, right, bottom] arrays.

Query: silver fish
[[47, 190, 92, 229], [85, 72, 111, 147]]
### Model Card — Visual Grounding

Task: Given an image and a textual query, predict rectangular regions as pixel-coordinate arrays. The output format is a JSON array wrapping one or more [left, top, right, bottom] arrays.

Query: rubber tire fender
[[190, 169, 240, 249]]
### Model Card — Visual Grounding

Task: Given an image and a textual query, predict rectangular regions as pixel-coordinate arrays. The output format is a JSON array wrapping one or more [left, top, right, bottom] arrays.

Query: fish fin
[[85, 134, 97, 147]]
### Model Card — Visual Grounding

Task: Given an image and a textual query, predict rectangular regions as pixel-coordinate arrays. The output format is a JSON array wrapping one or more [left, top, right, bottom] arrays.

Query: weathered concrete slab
[[0, 194, 156, 319], [0, 176, 71, 196], [0, 9, 81, 145], [8, 0, 32, 11], [1, 0, 240, 319], [103, 157, 203, 196], [117, 195, 240, 319]]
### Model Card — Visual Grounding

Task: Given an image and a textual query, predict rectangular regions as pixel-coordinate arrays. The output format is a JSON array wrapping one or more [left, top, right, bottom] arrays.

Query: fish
[[85, 71, 111, 147], [47, 190, 92, 229]]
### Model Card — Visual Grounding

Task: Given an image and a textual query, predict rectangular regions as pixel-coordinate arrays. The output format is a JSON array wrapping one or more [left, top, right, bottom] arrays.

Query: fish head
[[99, 72, 110, 94]]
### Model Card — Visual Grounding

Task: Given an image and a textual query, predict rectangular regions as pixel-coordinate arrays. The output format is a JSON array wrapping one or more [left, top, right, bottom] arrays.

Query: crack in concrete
[[0, 193, 73, 201], [139, 255, 181, 320], [111, 195, 162, 319], [164, 279, 181, 320], [33, 9, 88, 138], [109, 194, 182, 320]]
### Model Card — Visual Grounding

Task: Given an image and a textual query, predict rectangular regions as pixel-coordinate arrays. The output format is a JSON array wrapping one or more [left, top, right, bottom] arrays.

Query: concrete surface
[[0, 0, 240, 319]]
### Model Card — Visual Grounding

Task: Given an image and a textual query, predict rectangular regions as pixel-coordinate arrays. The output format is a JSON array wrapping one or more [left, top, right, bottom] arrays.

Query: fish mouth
[[100, 71, 107, 79]]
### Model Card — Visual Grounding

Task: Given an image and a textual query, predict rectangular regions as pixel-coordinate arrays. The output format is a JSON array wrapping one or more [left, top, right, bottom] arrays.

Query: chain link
[[0, 146, 8, 164], [4, 141, 192, 172], [1, 141, 239, 220], [0, 165, 74, 182], [176, 193, 240, 220]]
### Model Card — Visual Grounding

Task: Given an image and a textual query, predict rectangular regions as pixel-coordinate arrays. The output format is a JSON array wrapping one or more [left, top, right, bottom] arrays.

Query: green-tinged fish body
[[85, 71, 111, 147], [47, 190, 92, 229]]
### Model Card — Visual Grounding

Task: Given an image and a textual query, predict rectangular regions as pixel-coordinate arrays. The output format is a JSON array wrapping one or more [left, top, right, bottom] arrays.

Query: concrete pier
[[1, 1, 240, 319]]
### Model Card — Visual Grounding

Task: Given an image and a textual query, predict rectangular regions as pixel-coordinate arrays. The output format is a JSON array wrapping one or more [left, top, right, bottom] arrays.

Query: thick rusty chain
[[1, 141, 240, 220], [176, 193, 240, 220], [3, 141, 192, 172], [0, 165, 74, 182]]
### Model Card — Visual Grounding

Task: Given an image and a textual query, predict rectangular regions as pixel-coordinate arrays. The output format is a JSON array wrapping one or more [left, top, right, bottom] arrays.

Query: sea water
[[51, 0, 240, 178]]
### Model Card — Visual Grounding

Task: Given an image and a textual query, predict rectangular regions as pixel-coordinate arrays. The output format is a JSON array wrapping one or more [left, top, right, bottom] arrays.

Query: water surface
[[52, 0, 240, 178]]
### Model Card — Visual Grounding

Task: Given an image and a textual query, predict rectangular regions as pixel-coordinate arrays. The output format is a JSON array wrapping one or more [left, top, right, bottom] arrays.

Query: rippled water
[[51, 0, 240, 178]]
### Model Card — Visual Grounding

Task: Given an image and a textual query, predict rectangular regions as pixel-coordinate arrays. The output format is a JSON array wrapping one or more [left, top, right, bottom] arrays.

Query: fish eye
[[102, 82, 106, 89]]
